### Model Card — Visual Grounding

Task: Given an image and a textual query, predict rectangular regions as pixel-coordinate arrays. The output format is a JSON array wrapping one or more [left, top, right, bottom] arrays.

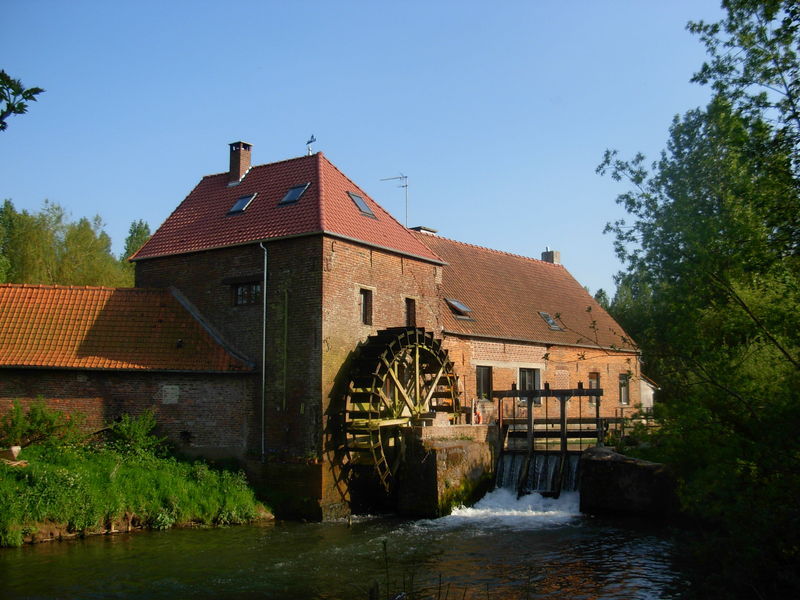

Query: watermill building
[[0, 142, 643, 519]]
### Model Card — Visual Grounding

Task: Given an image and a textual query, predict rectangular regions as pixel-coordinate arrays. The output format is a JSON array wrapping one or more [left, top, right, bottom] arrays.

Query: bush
[[0, 399, 84, 449], [0, 408, 265, 547], [108, 410, 167, 455]]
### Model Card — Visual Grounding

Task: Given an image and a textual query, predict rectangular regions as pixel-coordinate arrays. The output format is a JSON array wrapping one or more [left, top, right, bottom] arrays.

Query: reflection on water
[[0, 489, 689, 599]]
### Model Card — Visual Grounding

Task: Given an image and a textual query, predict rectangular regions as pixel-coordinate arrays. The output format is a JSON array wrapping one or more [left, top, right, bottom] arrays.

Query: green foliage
[[119, 218, 151, 280], [108, 411, 167, 456], [0, 69, 44, 132], [592, 288, 610, 310], [599, 3, 800, 596], [0, 423, 264, 547], [121, 219, 151, 261], [0, 399, 84, 449], [0, 199, 135, 286]]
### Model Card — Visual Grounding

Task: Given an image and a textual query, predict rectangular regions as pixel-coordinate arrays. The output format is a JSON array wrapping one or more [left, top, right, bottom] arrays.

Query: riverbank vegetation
[[0, 403, 266, 547], [599, 1, 800, 597]]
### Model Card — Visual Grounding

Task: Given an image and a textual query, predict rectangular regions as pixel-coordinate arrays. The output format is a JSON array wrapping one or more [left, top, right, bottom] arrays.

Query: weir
[[496, 452, 582, 495], [492, 382, 604, 499]]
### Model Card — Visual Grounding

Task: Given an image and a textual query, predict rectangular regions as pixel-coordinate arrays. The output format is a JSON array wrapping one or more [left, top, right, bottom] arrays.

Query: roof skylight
[[279, 182, 311, 205], [445, 298, 474, 320], [539, 311, 563, 331], [347, 191, 376, 218], [228, 193, 256, 214]]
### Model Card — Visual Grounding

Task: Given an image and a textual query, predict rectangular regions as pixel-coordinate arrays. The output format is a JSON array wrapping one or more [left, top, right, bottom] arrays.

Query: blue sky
[[1, 1, 723, 295]]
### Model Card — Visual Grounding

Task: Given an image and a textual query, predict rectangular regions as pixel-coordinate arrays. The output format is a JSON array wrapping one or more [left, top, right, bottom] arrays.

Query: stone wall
[[579, 446, 679, 517], [397, 426, 494, 518]]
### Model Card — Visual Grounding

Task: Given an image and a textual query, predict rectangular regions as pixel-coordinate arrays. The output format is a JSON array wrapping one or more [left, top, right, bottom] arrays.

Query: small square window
[[445, 298, 474, 320], [228, 193, 256, 214], [233, 282, 261, 305], [538, 311, 563, 331], [348, 192, 376, 218], [279, 183, 310, 205], [360, 288, 373, 325]]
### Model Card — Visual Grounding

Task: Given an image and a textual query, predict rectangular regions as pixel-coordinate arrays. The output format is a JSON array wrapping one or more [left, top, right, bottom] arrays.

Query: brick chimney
[[541, 248, 561, 264], [228, 141, 252, 184]]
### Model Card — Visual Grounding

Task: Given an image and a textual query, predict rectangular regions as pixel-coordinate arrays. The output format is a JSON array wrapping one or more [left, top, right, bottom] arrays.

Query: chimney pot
[[541, 249, 561, 264], [228, 141, 252, 184]]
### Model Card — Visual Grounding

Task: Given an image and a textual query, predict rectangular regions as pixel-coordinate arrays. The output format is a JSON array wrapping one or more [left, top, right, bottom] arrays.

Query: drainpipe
[[260, 242, 268, 460]]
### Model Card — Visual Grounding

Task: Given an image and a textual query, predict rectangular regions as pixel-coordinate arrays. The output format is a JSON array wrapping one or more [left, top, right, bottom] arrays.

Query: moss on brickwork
[[437, 471, 493, 517]]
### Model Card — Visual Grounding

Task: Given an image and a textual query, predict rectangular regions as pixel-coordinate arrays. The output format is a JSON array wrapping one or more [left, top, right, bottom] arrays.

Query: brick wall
[[320, 238, 442, 413], [0, 369, 256, 458], [443, 335, 641, 421], [135, 236, 324, 458]]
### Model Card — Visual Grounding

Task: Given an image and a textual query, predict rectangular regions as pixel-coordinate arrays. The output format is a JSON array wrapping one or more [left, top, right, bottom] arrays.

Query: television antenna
[[380, 173, 408, 226]]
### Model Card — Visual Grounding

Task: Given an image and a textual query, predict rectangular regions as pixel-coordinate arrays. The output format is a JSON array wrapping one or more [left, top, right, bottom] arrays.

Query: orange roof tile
[[132, 153, 443, 264], [0, 284, 254, 372], [413, 233, 636, 351]]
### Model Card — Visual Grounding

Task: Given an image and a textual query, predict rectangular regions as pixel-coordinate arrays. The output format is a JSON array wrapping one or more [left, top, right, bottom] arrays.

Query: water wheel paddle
[[344, 327, 460, 492]]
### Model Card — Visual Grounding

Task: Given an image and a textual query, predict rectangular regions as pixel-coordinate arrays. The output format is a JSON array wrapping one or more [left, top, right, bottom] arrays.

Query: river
[[0, 489, 690, 599]]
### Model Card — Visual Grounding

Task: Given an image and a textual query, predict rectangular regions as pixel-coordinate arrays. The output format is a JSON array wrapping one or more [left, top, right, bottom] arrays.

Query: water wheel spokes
[[345, 327, 460, 492]]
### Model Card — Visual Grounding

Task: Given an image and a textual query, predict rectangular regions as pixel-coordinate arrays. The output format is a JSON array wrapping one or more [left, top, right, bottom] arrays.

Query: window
[[519, 367, 541, 406], [228, 193, 256, 214], [476, 366, 492, 400], [347, 192, 376, 218], [279, 183, 310, 205], [445, 298, 474, 320], [405, 298, 416, 327], [360, 288, 373, 325], [588, 372, 600, 407], [233, 282, 261, 305], [538, 311, 563, 331], [619, 374, 630, 405]]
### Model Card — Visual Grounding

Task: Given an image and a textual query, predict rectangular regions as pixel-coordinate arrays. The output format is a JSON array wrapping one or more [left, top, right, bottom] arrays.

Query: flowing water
[[0, 489, 691, 599]]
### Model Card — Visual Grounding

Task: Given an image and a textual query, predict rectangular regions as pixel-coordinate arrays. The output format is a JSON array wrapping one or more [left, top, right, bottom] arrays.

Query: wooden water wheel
[[344, 327, 460, 492]]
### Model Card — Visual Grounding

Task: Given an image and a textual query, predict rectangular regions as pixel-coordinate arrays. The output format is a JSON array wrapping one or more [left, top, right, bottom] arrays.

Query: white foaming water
[[412, 488, 581, 533]]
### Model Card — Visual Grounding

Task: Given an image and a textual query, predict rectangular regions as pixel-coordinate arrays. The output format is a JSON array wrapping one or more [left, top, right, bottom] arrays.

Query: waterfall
[[496, 452, 581, 495]]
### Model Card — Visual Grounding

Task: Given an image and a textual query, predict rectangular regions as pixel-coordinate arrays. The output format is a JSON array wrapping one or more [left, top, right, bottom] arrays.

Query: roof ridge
[[316, 153, 326, 228], [203, 153, 320, 180], [413, 232, 563, 267], [0, 284, 175, 297]]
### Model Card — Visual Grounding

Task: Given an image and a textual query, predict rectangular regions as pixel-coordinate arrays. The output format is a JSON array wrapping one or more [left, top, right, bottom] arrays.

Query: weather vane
[[306, 135, 316, 155]]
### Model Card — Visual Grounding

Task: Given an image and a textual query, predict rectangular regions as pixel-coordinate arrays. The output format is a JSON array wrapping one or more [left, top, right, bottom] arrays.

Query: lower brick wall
[[0, 369, 257, 459], [443, 335, 642, 421]]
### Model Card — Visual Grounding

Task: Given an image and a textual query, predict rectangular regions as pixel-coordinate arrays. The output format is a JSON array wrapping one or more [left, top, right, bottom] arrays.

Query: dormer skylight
[[228, 193, 256, 215], [446, 298, 474, 320], [279, 182, 310, 205], [347, 191, 376, 218], [539, 311, 563, 331]]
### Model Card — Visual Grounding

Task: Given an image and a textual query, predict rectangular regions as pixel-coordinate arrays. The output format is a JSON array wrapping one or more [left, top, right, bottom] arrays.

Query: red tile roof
[[412, 234, 636, 351], [132, 153, 443, 264], [0, 284, 254, 371]]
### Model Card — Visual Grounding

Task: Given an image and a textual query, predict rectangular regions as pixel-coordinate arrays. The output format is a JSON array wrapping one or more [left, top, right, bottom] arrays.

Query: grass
[[0, 406, 267, 547]]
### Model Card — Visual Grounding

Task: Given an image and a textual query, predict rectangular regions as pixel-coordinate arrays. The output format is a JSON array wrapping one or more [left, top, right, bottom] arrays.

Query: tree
[[0, 200, 134, 287], [598, 3, 800, 595], [592, 288, 610, 310], [0, 70, 44, 132], [689, 1, 800, 158], [121, 219, 151, 261]]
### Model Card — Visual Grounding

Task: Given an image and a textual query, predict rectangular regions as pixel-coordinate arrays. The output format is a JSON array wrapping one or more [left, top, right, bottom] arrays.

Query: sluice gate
[[492, 383, 604, 498]]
